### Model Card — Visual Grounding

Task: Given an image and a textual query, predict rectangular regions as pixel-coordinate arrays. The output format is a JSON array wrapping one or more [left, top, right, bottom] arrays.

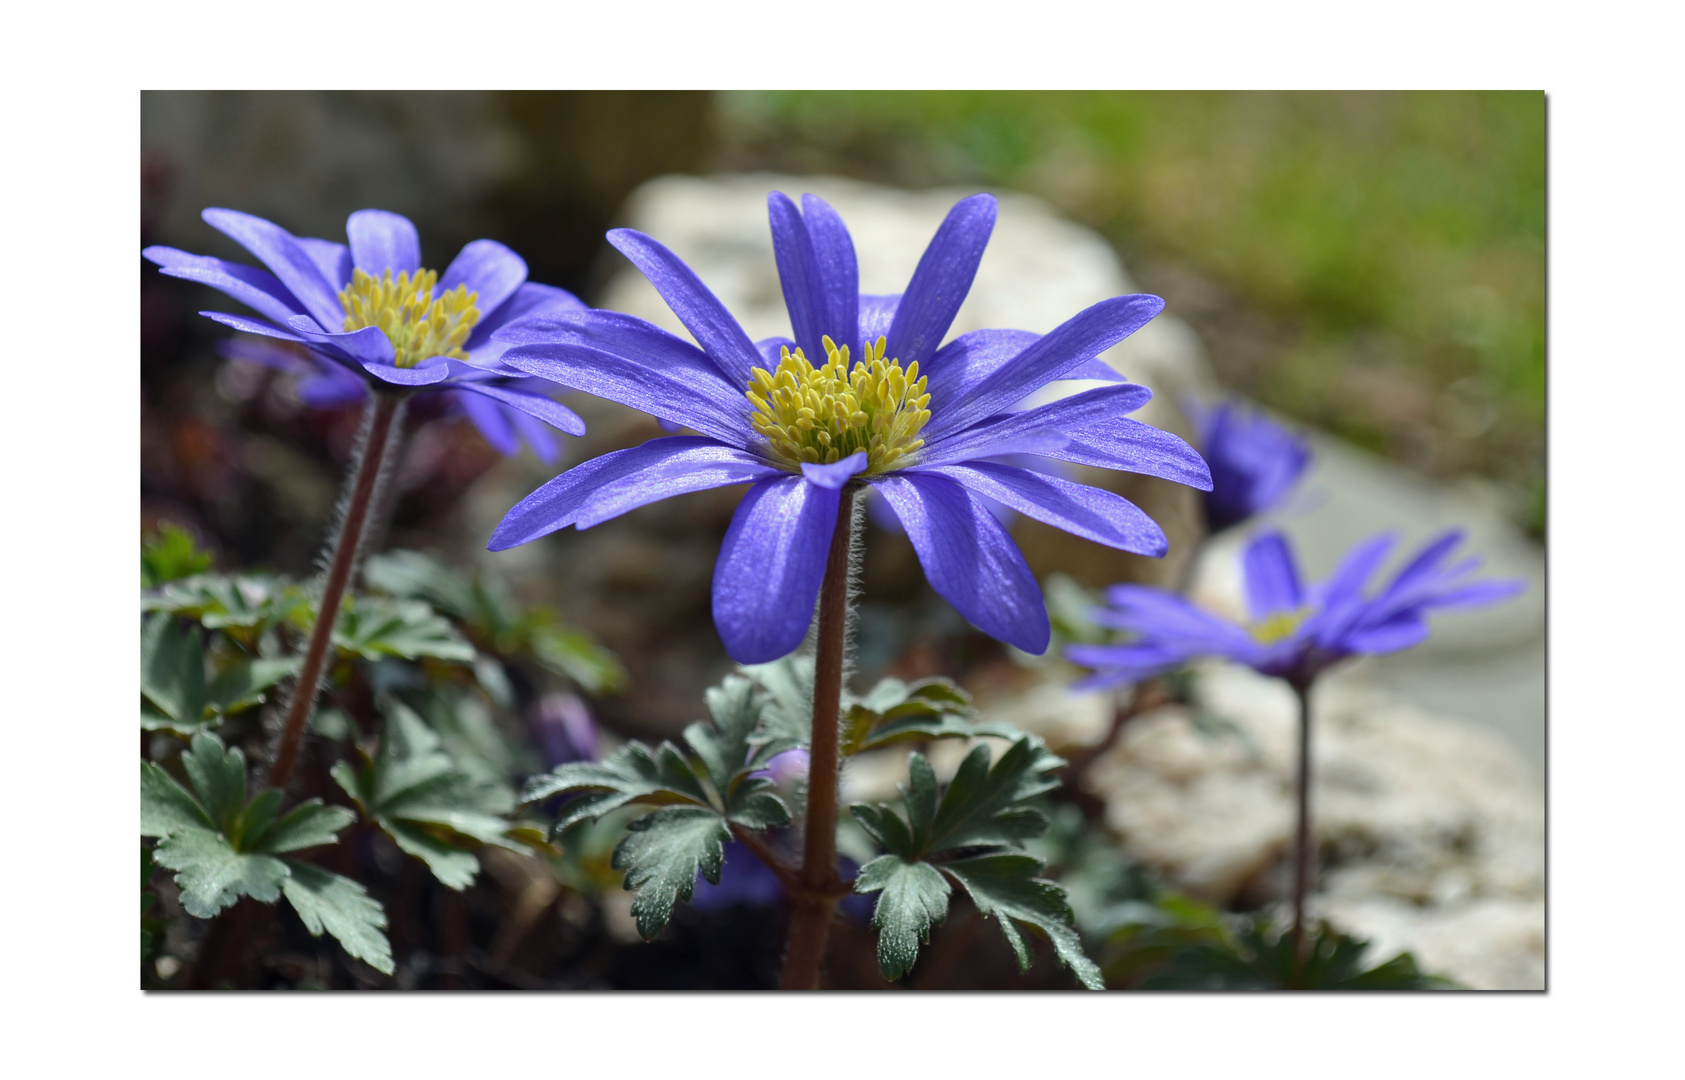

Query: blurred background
[[140, 91, 1545, 989]]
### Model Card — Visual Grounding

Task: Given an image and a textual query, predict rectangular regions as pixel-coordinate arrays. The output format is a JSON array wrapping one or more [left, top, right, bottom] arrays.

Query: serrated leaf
[[331, 701, 513, 889], [252, 801, 356, 854], [141, 614, 206, 726], [739, 655, 814, 744], [154, 830, 289, 918], [611, 807, 730, 940], [363, 550, 477, 621], [727, 783, 792, 829], [141, 761, 213, 836], [943, 853, 1104, 990], [179, 732, 248, 833], [206, 657, 300, 715], [280, 861, 394, 975], [332, 596, 475, 663], [522, 744, 713, 833], [142, 522, 214, 587], [926, 739, 1063, 854], [531, 625, 626, 694], [855, 855, 952, 981], [143, 573, 300, 632], [385, 820, 482, 890]]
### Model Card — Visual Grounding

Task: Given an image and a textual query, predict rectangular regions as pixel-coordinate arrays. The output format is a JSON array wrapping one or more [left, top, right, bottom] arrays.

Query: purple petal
[[916, 462, 1166, 556], [144, 246, 308, 327], [801, 194, 861, 361], [488, 437, 771, 550], [346, 209, 421, 276], [295, 237, 353, 289], [918, 383, 1153, 467], [1242, 532, 1304, 621], [1376, 530, 1466, 606], [713, 475, 844, 663], [769, 192, 830, 363], [575, 444, 781, 530], [1096, 585, 1251, 648], [285, 316, 397, 367], [922, 329, 1040, 411], [499, 337, 750, 448], [800, 452, 868, 490], [607, 228, 762, 384], [215, 337, 312, 375], [507, 406, 561, 464], [451, 379, 586, 436], [859, 294, 900, 345], [870, 470, 1049, 654], [297, 369, 369, 408], [469, 281, 588, 354], [362, 359, 451, 386], [886, 194, 997, 369], [441, 239, 527, 317], [1342, 614, 1431, 655], [928, 294, 1165, 439], [456, 389, 520, 456], [202, 311, 309, 345], [201, 208, 344, 330], [1418, 577, 1527, 611], [1316, 533, 1398, 610], [756, 337, 796, 367], [1059, 357, 1129, 383]]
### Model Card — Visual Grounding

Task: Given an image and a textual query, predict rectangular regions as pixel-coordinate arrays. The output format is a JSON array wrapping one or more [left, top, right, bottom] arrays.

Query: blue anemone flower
[[1184, 398, 1312, 533], [488, 192, 1213, 664], [143, 208, 588, 453], [218, 337, 569, 464], [1067, 528, 1525, 689]]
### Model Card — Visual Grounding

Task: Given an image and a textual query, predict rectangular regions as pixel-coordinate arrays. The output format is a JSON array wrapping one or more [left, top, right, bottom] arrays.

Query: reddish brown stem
[[269, 390, 405, 790], [1289, 677, 1315, 987], [778, 485, 859, 990]]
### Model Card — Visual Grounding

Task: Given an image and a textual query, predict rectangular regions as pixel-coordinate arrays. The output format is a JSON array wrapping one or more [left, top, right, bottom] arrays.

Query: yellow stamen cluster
[[746, 335, 931, 474], [338, 267, 480, 368], [1248, 609, 1308, 645]]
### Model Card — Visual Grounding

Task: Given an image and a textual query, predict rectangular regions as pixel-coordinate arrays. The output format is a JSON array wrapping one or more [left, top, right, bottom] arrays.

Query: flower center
[[1248, 609, 1308, 645], [338, 267, 479, 368], [746, 335, 931, 474]]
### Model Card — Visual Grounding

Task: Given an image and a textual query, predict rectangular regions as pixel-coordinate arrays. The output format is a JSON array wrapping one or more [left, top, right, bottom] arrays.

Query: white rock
[[986, 659, 1545, 989]]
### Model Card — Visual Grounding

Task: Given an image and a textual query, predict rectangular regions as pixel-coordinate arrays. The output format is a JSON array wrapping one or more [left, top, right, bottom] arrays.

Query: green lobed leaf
[[252, 801, 357, 855], [206, 657, 300, 716], [531, 624, 627, 694], [925, 739, 1062, 854], [280, 861, 394, 975], [855, 855, 952, 981], [610, 807, 731, 940], [179, 732, 248, 834], [153, 830, 289, 918], [141, 614, 207, 726], [142, 522, 214, 588], [363, 550, 477, 621], [140, 761, 213, 837], [143, 573, 302, 633], [738, 655, 814, 744], [330, 701, 514, 889], [942, 853, 1105, 990], [332, 596, 476, 663]]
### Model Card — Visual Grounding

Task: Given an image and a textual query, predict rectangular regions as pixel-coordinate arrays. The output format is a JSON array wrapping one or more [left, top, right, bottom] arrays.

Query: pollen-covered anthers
[[1248, 609, 1308, 645], [338, 267, 480, 368], [746, 335, 932, 473]]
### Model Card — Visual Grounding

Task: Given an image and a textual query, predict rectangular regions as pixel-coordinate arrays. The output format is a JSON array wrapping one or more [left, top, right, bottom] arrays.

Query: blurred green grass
[[716, 92, 1545, 532]]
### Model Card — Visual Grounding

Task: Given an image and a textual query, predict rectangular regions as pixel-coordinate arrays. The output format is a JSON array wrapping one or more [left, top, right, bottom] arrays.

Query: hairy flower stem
[[779, 485, 862, 990], [1289, 677, 1315, 987], [269, 389, 407, 790]]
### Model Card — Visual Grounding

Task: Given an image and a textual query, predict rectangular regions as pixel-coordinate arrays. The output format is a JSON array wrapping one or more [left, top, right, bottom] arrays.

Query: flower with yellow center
[[746, 335, 930, 474], [1248, 608, 1309, 645], [338, 267, 480, 369]]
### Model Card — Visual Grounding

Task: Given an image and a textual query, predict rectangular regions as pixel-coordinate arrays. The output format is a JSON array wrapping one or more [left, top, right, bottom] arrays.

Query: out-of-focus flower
[[1184, 398, 1311, 533], [1067, 528, 1524, 689], [489, 191, 1211, 662], [144, 208, 587, 457], [526, 692, 599, 769], [753, 747, 809, 788]]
